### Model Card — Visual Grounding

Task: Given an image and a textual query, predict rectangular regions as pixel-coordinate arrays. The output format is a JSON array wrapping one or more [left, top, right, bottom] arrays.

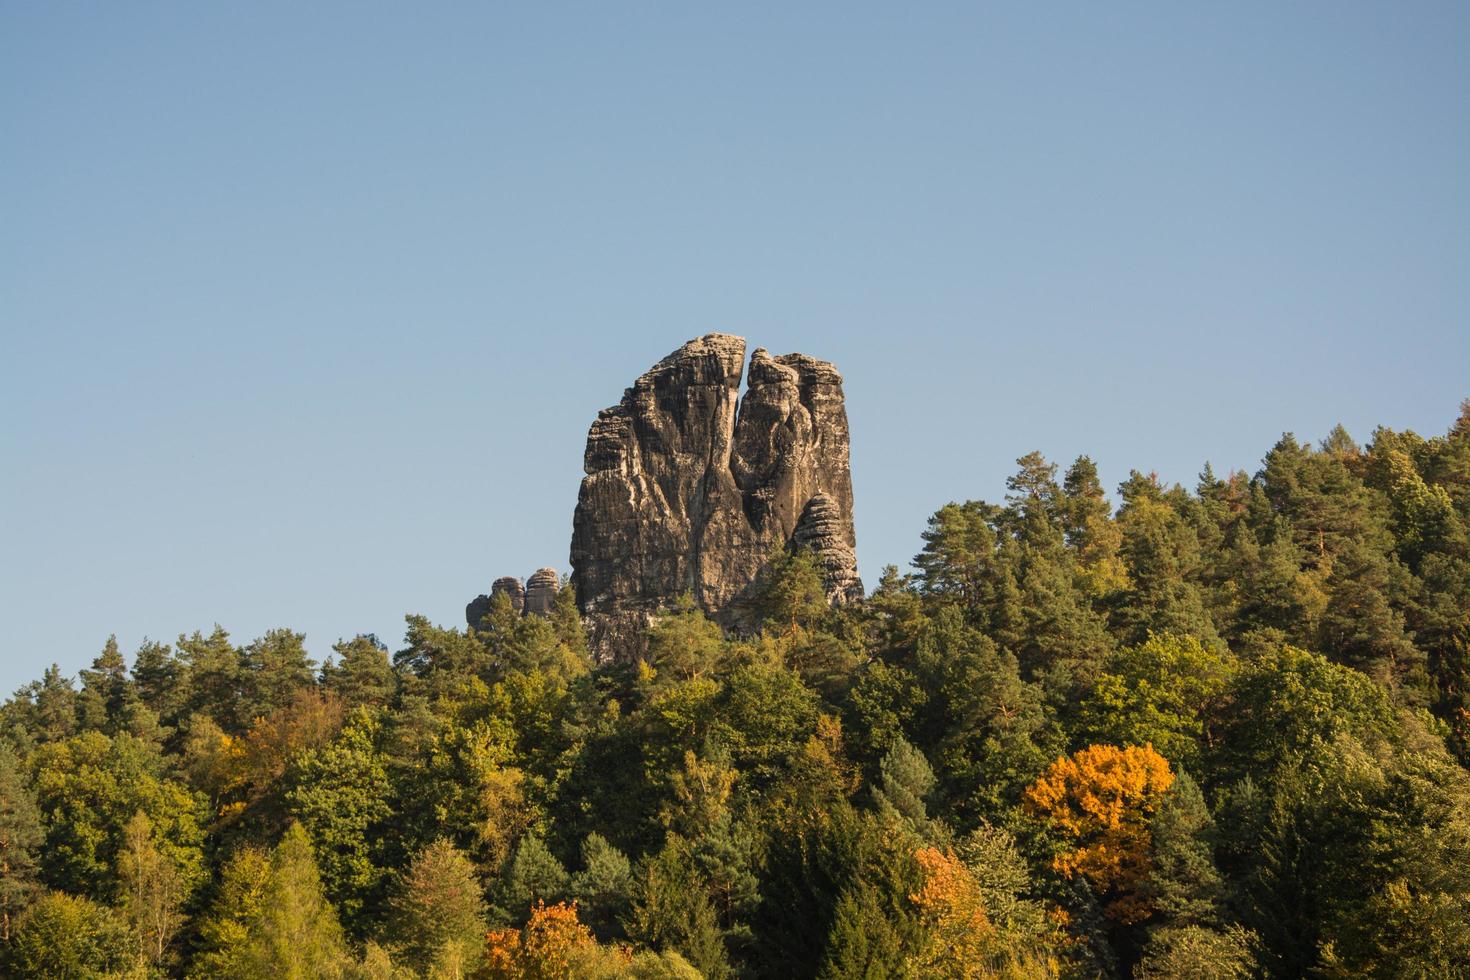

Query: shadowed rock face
[[571, 334, 861, 659]]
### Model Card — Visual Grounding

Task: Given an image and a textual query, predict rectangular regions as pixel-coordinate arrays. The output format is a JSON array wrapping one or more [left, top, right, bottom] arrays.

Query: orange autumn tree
[[906, 847, 999, 978], [479, 901, 626, 980], [1023, 744, 1174, 925]]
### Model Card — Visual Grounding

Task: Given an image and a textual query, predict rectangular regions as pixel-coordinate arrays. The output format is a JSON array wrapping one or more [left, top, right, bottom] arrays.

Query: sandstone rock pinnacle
[[570, 333, 861, 658], [466, 570, 561, 630]]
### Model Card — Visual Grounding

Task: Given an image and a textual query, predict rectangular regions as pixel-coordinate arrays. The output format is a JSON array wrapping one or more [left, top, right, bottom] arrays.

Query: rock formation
[[466, 568, 561, 630], [523, 567, 561, 616], [571, 334, 861, 658]]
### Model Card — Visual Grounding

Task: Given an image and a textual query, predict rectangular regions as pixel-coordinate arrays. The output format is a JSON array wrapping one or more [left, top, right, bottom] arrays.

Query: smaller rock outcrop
[[523, 568, 561, 616], [466, 569, 562, 630], [791, 492, 863, 604], [492, 576, 526, 612]]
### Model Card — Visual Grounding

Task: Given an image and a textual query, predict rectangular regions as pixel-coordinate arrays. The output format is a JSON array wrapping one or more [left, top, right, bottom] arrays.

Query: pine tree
[[754, 546, 830, 634], [645, 595, 727, 686], [569, 833, 634, 938], [224, 824, 350, 978], [1111, 472, 1221, 647], [239, 628, 316, 721], [178, 626, 244, 730], [76, 635, 134, 733], [388, 838, 487, 977], [1143, 773, 1226, 928], [1317, 539, 1427, 701], [818, 884, 907, 980], [0, 747, 41, 943], [1062, 455, 1128, 599], [871, 737, 936, 836], [625, 845, 730, 979], [500, 834, 570, 920], [322, 634, 397, 709], [131, 638, 184, 728]]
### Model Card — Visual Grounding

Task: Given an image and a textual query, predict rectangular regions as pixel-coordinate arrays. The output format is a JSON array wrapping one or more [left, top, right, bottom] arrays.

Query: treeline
[[2, 404, 1469, 978]]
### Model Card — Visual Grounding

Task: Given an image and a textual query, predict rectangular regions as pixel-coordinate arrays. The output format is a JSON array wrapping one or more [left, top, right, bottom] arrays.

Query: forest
[[3, 404, 1469, 979]]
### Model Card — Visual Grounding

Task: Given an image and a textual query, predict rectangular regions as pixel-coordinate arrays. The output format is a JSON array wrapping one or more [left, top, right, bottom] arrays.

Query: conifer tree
[[871, 737, 936, 835], [1062, 455, 1128, 599], [131, 638, 185, 728], [239, 628, 316, 721], [626, 845, 731, 979], [76, 635, 134, 733], [192, 823, 350, 979], [1111, 472, 1221, 647], [1142, 773, 1226, 929], [388, 838, 487, 977], [569, 832, 634, 938], [0, 746, 41, 943], [178, 626, 244, 730], [322, 634, 397, 709], [500, 834, 569, 920]]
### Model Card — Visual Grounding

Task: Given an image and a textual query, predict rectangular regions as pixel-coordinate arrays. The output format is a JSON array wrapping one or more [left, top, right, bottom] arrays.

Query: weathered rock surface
[[492, 576, 526, 612], [466, 570, 560, 630], [571, 334, 861, 658], [523, 567, 561, 616]]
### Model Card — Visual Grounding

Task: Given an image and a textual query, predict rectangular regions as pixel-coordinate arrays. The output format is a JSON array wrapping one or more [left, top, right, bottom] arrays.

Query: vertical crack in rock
[[570, 333, 861, 659]]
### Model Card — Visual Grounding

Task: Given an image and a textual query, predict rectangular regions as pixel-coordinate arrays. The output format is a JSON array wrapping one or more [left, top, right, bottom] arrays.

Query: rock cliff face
[[571, 334, 861, 658], [466, 568, 561, 630]]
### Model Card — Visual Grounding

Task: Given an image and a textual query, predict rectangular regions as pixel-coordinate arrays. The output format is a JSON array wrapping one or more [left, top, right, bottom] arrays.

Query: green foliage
[[118, 810, 190, 967], [499, 834, 569, 920], [239, 629, 317, 722], [1076, 633, 1236, 773], [870, 737, 935, 835], [1243, 726, 1470, 977], [2, 890, 138, 979], [285, 708, 392, 929], [956, 824, 1054, 954], [750, 803, 921, 979], [1110, 472, 1222, 648], [32, 730, 206, 902], [1134, 925, 1255, 979], [191, 823, 350, 979], [625, 844, 731, 980], [569, 832, 634, 938], [0, 745, 42, 941], [645, 595, 727, 686], [818, 883, 907, 979], [1213, 644, 1399, 785], [322, 635, 397, 710], [178, 626, 245, 730], [388, 838, 487, 976], [754, 547, 830, 632], [77, 635, 135, 734], [8, 403, 1470, 976], [1142, 772, 1226, 929]]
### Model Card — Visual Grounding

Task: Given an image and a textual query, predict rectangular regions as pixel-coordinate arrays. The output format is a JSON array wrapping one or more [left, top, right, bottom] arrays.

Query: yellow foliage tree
[[907, 847, 998, 978], [1023, 744, 1174, 925], [478, 901, 628, 980]]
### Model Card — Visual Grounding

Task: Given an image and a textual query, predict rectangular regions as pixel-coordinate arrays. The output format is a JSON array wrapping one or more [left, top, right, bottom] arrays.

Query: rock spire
[[466, 568, 561, 630], [570, 334, 861, 658]]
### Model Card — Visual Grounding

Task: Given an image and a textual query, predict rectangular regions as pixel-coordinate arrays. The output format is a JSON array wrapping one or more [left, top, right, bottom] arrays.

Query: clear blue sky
[[3, 2, 1466, 696]]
